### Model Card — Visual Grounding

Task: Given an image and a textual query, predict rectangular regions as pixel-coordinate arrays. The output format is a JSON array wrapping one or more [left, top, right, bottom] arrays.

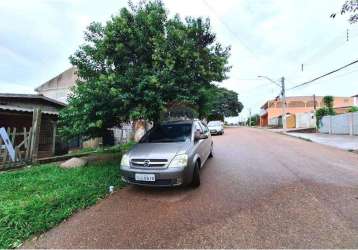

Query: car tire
[[191, 162, 201, 188], [209, 144, 214, 158]]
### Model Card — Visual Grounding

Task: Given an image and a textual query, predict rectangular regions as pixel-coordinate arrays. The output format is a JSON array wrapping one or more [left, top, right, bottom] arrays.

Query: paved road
[[24, 127, 358, 248]]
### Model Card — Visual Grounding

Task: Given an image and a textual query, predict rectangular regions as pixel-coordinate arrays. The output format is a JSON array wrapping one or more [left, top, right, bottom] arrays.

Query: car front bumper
[[120, 166, 189, 187], [209, 129, 223, 134]]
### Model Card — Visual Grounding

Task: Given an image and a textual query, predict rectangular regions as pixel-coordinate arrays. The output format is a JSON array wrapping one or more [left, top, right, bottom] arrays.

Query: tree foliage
[[331, 0, 358, 24], [59, 0, 231, 139], [199, 85, 243, 119], [348, 106, 358, 112], [246, 114, 260, 126], [323, 95, 334, 108], [315, 95, 336, 127]]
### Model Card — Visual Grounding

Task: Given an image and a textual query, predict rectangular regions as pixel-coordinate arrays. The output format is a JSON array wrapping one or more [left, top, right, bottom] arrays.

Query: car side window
[[200, 122, 209, 133], [194, 122, 203, 133]]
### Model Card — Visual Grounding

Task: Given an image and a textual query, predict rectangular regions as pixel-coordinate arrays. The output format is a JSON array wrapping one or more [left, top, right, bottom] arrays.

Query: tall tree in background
[[315, 95, 336, 127], [59, 0, 230, 139], [200, 86, 243, 119], [331, 0, 358, 24], [210, 87, 243, 117]]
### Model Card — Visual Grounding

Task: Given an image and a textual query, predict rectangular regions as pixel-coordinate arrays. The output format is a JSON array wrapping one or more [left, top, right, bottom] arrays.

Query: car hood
[[127, 142, 190, 161]]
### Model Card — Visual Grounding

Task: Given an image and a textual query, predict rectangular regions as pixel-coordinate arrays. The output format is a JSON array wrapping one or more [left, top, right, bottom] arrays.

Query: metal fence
[[319, 112, 358, 135]]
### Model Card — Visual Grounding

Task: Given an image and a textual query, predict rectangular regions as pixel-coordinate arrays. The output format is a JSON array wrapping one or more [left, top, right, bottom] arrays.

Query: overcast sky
[[0, 0, 357, 118]]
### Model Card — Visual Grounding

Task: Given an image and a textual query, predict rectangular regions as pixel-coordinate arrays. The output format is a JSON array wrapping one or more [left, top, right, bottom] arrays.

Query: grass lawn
[[0, 158, 125, 248]]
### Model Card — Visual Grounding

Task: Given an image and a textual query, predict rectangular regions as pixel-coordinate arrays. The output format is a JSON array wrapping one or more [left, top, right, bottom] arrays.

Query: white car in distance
[[207, 120, 224, 135]]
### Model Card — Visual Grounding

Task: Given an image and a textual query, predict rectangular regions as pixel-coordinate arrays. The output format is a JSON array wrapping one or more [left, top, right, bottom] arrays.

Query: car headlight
[[168, 154, 188, 168], [120, 154, 130, 167]]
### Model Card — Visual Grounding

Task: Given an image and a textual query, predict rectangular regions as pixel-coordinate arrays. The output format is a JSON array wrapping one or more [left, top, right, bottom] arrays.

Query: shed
[[0, 93, 65, 160]]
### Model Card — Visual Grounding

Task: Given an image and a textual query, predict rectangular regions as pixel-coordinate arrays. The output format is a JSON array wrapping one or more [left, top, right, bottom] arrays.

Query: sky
[[0, 0, 357, 119]]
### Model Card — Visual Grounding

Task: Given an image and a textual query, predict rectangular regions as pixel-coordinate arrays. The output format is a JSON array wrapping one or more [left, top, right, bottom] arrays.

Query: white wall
[[296, 112, 316, 129], [224, 116, 239, 125], [319, 112, 358, 135]]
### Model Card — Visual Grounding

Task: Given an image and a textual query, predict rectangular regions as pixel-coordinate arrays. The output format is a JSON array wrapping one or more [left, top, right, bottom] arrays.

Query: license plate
[[135, 173, 155, 182]]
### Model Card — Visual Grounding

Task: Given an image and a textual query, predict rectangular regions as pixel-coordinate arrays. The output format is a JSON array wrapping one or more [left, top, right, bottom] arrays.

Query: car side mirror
[[194, 131, 208, 141]]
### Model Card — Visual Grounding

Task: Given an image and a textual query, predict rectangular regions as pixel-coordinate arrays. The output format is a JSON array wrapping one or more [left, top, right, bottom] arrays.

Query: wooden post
[[51, 121, 57, 155], [30, 108, 42, 163], [25, 127, 32, 161]]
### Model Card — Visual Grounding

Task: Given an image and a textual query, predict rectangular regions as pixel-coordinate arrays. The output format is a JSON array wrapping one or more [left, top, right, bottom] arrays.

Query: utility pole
[[313, 94, 316, 110], [257, 75, 287, 131], [280, 77, 287, 132]]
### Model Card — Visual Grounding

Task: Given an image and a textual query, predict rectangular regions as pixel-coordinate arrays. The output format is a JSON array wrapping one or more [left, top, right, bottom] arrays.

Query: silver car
[[120, 120, 213, 187], [207, 120, 224, 135]]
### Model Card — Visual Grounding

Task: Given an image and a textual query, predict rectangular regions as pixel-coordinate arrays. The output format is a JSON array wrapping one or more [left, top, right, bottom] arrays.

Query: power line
[[287, 58, 358, 90], [286, 29, 358, 79], [201, 0, 260, 60]]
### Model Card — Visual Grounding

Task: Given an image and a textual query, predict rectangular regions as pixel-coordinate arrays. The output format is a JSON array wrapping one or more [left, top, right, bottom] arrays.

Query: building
[[35, 67, 77, 103], [352, 94, 358, 106], [0, 93, 66, 159], [34, 67, 132, 146], [260, 96, 354, 127]]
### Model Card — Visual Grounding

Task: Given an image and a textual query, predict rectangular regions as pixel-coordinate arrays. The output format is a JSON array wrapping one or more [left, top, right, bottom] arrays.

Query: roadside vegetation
[[315, 96, 336, 127], [0, 142, 134, 249], [67, 141, 136, 156], [59, 0, 242, 142], [246, 114, 260, 126], [348, 106, 358, 113]]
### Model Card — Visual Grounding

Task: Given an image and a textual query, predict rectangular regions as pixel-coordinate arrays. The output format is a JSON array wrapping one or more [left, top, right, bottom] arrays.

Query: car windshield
[[208, 121, 221, 126], [140, 123, 192, 143]]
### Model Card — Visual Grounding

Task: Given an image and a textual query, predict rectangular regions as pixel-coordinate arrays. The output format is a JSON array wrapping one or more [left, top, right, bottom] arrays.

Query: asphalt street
[[23, 127, 358, 248]]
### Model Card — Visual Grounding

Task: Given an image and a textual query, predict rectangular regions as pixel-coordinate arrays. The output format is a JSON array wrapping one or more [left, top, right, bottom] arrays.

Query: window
[[199, 122, 209, 133], [208, 121, 221, 126], [140, 123, 192, 143], [194, 122, 203, 133]]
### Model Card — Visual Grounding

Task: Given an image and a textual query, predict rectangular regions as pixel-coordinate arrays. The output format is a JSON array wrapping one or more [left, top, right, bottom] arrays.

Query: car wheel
[[191, 162, 201, 188], [209, 144, 214, 158]]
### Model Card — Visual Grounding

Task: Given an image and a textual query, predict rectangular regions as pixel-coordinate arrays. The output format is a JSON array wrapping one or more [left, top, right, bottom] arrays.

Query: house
[[35, 67, 133, 146], [352, 94, 358, 106], [0, 93, 66, 159], [260, 96, 354, 127], [35, 67, 77, 103]]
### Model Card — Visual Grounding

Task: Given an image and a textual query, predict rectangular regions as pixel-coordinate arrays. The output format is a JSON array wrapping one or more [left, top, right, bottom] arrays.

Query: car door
[[199, 121, 211, 159], [193, 122, 206, 164]]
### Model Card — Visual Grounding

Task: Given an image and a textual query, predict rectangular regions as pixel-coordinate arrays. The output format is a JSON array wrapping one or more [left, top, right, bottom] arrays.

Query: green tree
[[315, 95, 336, 127], [246, 114, 260, 126], [323, 96, 334, 109], [59, 0, 230, 139], [207, 113, 224, 122], [348, 106, 358, 112], [200, 86, 243, 119], [331, 0, 358, 24]]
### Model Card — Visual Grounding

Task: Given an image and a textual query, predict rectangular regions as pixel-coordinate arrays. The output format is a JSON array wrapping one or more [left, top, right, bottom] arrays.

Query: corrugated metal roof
[[0, 105, 59, 115], [0, 93, 66, 107]]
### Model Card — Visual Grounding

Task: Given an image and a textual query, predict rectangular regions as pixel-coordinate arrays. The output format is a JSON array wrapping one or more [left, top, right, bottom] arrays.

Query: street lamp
[[258, 75, 287, 131], [257, 75, 281, 87]]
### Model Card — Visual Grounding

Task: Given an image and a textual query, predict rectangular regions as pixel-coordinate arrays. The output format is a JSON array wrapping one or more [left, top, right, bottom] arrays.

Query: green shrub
[[348, 106, 358, 113]]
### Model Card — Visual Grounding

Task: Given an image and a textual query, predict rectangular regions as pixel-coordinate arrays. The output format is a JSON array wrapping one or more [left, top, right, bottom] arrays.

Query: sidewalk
[[287, 132, 358, 151]]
